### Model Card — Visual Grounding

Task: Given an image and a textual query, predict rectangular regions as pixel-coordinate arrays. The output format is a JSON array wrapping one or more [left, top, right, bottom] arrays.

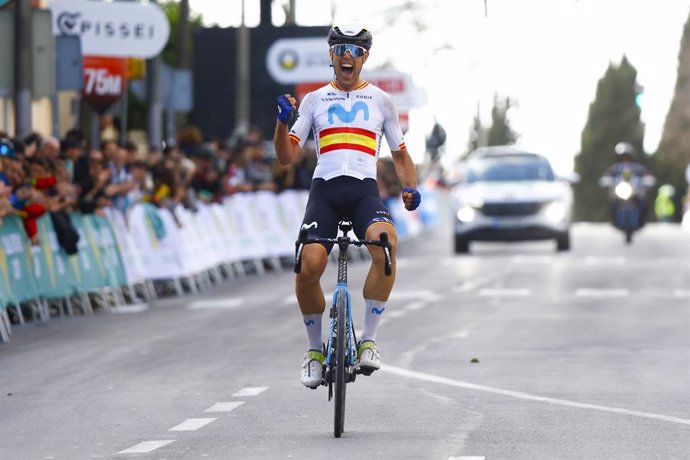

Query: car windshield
[[465, 155, 555, 183]]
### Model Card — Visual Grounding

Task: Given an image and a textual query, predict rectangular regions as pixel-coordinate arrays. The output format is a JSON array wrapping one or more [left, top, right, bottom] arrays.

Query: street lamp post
[[14, 0, 32, 137], [235, 0, 250, 133]]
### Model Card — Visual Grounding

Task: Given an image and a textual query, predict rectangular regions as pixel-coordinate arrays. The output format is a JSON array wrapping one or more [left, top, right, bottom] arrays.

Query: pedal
[[355, 365, 374, 376]]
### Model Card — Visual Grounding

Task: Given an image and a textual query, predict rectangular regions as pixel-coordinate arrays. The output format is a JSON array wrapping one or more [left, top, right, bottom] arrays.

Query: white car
[[451, 148, 574, 254]]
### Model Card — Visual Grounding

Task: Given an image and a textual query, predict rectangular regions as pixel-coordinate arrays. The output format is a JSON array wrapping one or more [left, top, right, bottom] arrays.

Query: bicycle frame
[[294, 220, 392, 438], [324, 238, 359, 389]]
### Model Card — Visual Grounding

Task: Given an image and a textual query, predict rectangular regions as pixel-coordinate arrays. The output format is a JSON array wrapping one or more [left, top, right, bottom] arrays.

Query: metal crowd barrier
[[0, 187, 439, 343]]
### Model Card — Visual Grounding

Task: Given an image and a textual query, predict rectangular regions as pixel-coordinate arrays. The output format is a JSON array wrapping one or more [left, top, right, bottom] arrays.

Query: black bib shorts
[[300, 176, 395, 252]]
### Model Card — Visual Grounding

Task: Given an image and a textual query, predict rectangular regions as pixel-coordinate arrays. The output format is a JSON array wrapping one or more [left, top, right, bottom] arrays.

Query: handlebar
[[294, 229, 392, 277]]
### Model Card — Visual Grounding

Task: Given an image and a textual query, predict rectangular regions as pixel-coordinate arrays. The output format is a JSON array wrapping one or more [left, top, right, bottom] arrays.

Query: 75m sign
[[82, 55, 127, 114]]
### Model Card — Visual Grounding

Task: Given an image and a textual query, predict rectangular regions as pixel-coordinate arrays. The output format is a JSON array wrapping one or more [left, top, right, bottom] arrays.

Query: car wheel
[[454, 235, 470, 254], [556, 231, 570, 251]]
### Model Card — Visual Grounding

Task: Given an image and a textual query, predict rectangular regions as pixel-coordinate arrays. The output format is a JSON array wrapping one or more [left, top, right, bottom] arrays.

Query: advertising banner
[[0, 217, 39, 305], [32, 216, 76, 299], [51, 0, 170, 59], [70, 213, 109, 292], [127, 204, 186, 280], [91, 215, 127, 289]]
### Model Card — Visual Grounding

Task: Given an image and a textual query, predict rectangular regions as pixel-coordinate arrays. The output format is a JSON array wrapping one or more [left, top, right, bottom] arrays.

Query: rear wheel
[[333, 290, 347, 438], [454, 235, 470, 254]]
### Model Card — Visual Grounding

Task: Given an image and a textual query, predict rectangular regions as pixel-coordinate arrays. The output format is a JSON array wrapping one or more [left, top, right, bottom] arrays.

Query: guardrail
[[0, 187, 440, 343]]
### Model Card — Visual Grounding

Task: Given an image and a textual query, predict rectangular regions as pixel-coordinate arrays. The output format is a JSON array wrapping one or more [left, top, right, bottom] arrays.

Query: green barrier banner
[[0, 216, 39, 305], [90, 214, 127, 288], [30, 215, 77, 299], [0, 241, 9, 309], [70, 213, 109, 292]]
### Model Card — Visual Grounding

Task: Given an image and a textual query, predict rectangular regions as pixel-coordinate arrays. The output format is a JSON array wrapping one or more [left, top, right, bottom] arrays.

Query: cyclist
[[274, 22, 421, 389]]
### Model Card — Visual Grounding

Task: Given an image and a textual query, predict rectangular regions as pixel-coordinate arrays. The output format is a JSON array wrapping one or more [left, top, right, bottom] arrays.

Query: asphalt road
[[1, 207, 689, 460]]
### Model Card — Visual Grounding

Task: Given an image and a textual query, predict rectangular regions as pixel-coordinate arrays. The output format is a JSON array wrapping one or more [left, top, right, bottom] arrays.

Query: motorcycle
[[599, 168, 655, 244]]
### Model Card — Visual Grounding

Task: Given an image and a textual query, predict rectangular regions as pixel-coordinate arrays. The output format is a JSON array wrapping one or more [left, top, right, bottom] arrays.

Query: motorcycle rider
[[600, 142, 655, 227]]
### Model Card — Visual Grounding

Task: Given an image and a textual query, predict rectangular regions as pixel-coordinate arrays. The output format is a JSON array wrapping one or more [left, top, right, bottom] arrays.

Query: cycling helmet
[[614, 142, 637, 158], [327, 22, 373, 51]]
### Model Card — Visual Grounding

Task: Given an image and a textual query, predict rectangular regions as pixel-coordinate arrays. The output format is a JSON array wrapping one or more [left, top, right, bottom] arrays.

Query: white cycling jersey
[[288, 81, 406, 181]]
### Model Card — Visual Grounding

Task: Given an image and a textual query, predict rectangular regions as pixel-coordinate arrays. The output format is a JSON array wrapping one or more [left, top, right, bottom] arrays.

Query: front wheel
[[454, 235, 470, 254], [333, 290, 348, 438], [625, 228, 633, 244], [556, 231, 571, 251]]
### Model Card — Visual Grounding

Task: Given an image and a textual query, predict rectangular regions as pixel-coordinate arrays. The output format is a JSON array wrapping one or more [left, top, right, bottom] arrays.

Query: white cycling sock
[[302, 314, 323, 351], [361, 299, 386, 342]]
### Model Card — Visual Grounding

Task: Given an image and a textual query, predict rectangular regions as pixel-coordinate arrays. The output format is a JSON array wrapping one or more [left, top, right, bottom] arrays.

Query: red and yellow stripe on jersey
[[319, 127, 377, 156]]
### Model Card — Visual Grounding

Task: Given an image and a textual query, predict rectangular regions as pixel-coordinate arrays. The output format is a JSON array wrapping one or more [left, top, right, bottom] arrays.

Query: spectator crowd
[[0, 124, 405, 253]]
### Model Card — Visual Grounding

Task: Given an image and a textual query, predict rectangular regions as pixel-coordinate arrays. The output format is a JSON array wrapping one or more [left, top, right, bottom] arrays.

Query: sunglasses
[[331, 44, 367, 58]]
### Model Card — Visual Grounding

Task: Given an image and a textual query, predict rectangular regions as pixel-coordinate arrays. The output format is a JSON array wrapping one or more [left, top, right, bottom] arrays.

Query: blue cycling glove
[[403, 187, 421, 211], [276, 95, 294, 124]]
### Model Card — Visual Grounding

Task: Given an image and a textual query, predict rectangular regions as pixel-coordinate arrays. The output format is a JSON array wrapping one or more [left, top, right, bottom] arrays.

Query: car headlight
[[543, 201, 567, 223], [456, 206, 476, 223]]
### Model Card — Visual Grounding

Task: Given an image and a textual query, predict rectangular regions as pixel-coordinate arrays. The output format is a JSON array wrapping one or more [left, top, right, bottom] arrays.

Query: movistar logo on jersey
[[328, 101, 369, 124]]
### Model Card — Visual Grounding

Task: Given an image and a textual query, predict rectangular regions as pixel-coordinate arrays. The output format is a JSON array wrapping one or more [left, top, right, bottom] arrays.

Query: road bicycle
[[294, 220, 392, 438]]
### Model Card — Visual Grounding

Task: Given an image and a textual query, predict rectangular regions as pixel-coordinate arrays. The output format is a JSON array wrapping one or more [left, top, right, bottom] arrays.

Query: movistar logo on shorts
[[328, 101, 369, 124]]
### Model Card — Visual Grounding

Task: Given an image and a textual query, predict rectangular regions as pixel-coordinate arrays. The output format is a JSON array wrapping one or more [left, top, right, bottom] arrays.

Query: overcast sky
[[189, 0, 690, 173]]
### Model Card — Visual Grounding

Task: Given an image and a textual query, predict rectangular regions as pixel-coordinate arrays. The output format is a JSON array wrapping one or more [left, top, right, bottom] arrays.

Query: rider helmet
[[614, 142, 637, 159], [327, 22, 373, 51]]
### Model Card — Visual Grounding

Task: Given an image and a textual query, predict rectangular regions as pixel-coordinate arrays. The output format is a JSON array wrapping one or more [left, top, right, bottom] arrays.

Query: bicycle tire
[[333, 289, 348, 438]]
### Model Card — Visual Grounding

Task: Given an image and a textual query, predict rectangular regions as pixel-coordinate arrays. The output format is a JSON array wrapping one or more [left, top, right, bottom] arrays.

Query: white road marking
[[380, 300, 432, 325], [283, 294, 329, 305], [452, 268, 516, 294], [205, 401, 245, 412], [168, 418, 217, 431], [188, 298, 244, 310], [118, 440, 174, 454], [576, 288, 629, 297], [232, 387, 268, 397], [382, 365, 690, 426], [110, 304, 149, 314], [389, 290, 442, 301], [585, 256, 626, 266], [478, 288, 531, 297], [511, 255, 552, 264], [674, 289, 690, 298], [453, 330, 470, 339], [449, 457, 485, 460], [403, 301, 427, 311], [453, 276, 496, 294]]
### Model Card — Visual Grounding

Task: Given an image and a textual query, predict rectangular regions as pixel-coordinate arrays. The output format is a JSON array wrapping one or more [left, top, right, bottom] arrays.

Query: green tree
[[160, 1, 203, 67], [573, 56, 645, 221], [486, 94, 518, 147], [126, 1, 203, 131], [655, 9, 690, 221], [465, 104, 483, 156]]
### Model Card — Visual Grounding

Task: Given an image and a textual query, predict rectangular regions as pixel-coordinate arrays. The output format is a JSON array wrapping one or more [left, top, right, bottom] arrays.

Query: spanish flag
[[319, 127, 377, 156]]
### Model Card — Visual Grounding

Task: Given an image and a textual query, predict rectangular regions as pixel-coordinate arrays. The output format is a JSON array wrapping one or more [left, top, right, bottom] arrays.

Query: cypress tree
[[465, 104, 483, 157], [573, 56, 644, 221], [487, 94, 518, 147], [655, 9, 690, 221]]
